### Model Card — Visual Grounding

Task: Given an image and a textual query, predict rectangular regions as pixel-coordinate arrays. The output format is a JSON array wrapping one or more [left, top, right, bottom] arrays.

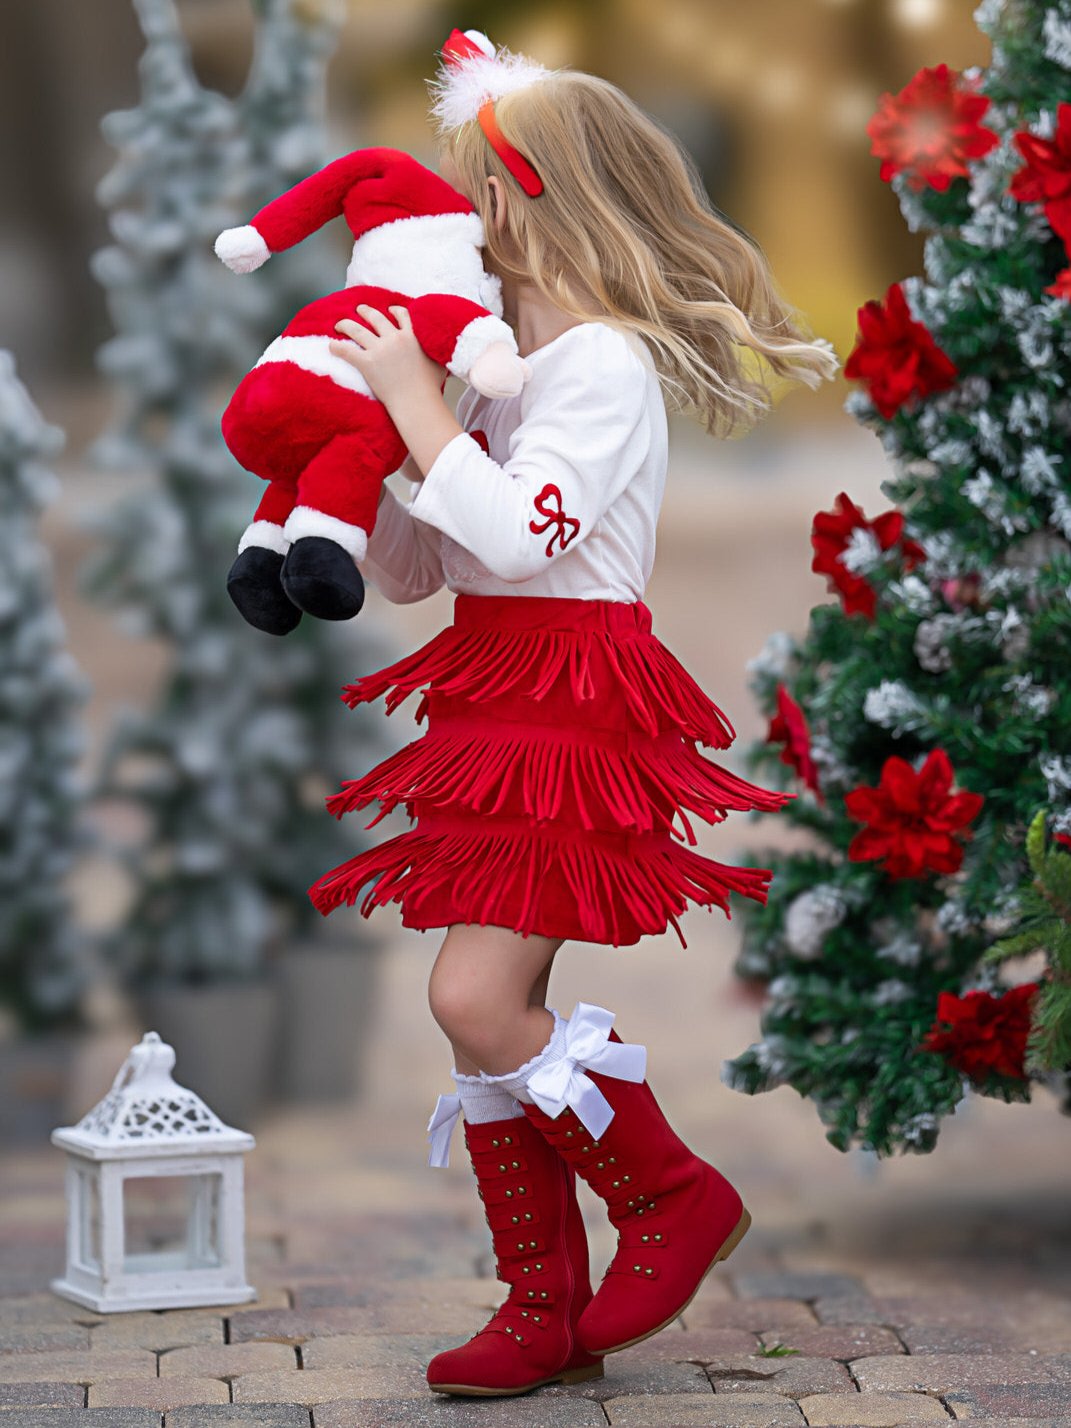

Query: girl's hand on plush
[[330, 304, 445, 408], [468, 341, 533, 399]]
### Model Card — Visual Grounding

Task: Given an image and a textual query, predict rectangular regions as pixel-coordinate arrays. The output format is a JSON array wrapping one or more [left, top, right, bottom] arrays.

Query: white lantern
[[50, 1031, 257, 1312]]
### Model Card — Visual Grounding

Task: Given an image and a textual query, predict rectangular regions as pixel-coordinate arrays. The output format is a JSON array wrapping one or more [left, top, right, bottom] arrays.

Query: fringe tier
[[308, 819, 777, 950], [309, 594, 793, 948]]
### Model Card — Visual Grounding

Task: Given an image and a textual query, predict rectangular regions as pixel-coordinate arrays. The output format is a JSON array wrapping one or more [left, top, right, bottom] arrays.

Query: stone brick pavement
[[4, 420, 1069, 1422]]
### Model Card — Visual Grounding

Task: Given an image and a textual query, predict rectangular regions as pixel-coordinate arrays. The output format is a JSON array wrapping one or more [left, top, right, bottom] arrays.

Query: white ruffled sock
[[476, 1008, 567, 1105], [452, 1067, 524, 1125]]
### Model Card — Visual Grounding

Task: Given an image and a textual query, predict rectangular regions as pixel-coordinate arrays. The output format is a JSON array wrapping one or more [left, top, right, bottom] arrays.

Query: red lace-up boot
[[426, 1112, 605, 1396], [520, 1032, 751, 1357]]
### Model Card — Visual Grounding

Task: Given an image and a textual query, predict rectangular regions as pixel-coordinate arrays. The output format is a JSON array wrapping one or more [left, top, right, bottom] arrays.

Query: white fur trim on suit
[[345, 212, 495, 308], [237, 520, 289, 557], [283, 505, 369, 561], [255, 335, 375, 399], [448, 313, 517, 382], [215, 225, 271, 273]]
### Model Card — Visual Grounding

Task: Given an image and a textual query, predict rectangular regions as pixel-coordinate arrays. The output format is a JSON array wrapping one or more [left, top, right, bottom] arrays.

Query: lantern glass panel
[[122, 1172, 223, 1273], [76, 1167, 101, 1272]]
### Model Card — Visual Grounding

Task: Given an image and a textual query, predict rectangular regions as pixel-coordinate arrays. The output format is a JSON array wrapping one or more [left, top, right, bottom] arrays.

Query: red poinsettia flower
[[845, 747, 984, 879], [1046, 264, 1071, 301], [867, 63, 1000, 192], [811, 491, 927, 620], [766, 683, 824, 804], [1010, 101, 1071, 246], [919, 982, 1040, 1082], [844, 282, 959, 420]]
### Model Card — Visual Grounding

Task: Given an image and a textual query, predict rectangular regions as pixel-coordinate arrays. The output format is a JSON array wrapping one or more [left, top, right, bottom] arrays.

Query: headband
[[433, 28, 548, 198]]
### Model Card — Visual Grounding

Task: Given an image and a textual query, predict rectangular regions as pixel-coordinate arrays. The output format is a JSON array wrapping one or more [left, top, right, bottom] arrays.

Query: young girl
[[310, 27, 838, 1399]]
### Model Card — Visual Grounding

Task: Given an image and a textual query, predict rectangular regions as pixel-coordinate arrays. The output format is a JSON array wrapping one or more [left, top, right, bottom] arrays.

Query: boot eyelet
[[518, 1187, 527, 1195], [644, 1267, 654, 1276], [608, 1156, 617, 1164], [534, 1314, 542, 1322], [648, 1201, 655, 1209], [535, 1262, 544, 1271], [592, 1140, 601, 1148], [654, 1233, 663, 1242], [521, 1310, 529, 1317], [511, 1160, 520, 1169], [505, 1190, 513, 1198], [522, 1266, 530, 1274], [622, 1174, 631, 1183], [524, 1212, 533, 1221], [499, 1164, 507, 1172], [566, 1130, 575, 1137], [529, 1240, 537, 1248], [503, 1136, 513, 1145], [491, 1138, 500, 1147], [540, 1291, 548, 1299], [511, 1215, 519, 1224], [641, 1234, 650, 1243], [635, 1208, 644, 1216], [580, 1145, 590, 1154], [515, 1334, 524, 1343], [505, 1325, 513, 1334], [633, 1264, 641, 1272], [527, 1291, 535, 1298], [517, 1242, 525, 1251], [611, 1180, 621, 1188]]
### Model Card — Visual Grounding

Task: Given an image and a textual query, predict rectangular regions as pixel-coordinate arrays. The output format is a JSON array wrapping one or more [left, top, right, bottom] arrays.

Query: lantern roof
[[51, 1031, 256, 1160]]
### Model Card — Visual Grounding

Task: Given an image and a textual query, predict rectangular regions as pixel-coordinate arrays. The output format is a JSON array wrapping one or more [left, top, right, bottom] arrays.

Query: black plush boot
[[227, 547, 303, 636], [280, 536, 365, 620]]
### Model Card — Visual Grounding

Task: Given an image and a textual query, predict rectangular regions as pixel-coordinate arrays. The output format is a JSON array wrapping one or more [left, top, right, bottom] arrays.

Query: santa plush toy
[[215, 134, 529, 636]]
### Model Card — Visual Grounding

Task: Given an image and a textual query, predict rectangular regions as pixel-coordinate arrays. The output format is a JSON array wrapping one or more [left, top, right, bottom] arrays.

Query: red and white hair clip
[[429, 28, 551, 197]]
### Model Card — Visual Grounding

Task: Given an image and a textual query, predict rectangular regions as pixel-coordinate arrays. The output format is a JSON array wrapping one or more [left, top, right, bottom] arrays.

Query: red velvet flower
[[867, 63, 1000, 192], [1010, 101, 1071, 246], [845, 747, 984, 879], [811, 491, 927, 620], [919, 982, 1040, 1082], [844, 282, 959, 420], [1046, 264, 1071, 301], [766, 683, 824, 805]]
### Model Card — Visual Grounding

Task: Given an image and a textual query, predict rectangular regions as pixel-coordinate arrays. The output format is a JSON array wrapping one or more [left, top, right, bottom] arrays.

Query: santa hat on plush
[[215, 145, 483, 274], [428, 28, 556, 197]]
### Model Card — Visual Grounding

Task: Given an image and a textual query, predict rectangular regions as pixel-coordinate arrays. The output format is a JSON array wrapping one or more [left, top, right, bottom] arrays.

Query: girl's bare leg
[[429, 923, 562, 1076]]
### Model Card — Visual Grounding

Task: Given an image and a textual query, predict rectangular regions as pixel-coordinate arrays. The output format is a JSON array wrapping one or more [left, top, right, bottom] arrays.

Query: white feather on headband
[[427, 31, 555, 132]]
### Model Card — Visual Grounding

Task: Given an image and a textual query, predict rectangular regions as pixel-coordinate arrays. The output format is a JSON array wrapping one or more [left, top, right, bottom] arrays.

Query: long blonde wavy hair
[[432, 65, 839, 438]]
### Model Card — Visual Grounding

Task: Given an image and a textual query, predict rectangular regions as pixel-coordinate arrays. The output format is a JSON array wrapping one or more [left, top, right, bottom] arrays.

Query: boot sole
[[429, 1361, 604, 1396], [587, 1204, 752, 1356]]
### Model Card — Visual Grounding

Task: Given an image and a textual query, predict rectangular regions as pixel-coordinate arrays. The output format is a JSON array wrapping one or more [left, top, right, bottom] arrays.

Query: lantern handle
[[105, 1031, 177, 1094]]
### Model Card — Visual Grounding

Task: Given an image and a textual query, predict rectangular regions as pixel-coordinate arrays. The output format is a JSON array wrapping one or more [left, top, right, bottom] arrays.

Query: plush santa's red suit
[[215, 146, 528, 634]]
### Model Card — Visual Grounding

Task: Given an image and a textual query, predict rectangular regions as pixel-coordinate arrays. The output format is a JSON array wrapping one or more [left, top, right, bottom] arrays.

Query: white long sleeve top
[[361, 319, 668, 603]]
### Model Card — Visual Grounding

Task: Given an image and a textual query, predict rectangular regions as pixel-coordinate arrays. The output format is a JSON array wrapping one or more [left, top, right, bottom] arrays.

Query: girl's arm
[[405, 331, 651, 584], [360, 461, 446, 604]]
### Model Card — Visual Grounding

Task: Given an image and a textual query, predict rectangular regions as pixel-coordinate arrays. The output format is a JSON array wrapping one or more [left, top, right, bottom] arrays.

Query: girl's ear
[[487, 175, 507, 235]]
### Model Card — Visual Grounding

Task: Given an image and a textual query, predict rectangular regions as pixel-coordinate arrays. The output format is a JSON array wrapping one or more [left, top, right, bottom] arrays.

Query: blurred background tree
[[83, 0, 389, 1001], [0, 354, 93, 1033]]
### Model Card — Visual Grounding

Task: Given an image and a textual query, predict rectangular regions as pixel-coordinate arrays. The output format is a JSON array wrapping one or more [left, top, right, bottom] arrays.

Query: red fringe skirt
[[307, 593, 793, 948]]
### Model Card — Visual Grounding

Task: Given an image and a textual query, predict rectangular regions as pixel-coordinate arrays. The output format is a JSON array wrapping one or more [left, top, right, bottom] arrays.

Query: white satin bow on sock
[[427, 1092, 462, 1168], [524, 1002, 647, 1139]]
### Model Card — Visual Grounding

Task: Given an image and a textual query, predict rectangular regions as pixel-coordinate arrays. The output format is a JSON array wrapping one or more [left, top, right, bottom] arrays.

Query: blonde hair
[[433, 67, 839, 439]]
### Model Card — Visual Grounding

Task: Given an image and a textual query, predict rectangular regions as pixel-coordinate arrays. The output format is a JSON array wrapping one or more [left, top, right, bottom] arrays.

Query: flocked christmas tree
[[0, 353, 93, 1030], [84, 0, 389, 989], [723, 0, 1071, 1154]]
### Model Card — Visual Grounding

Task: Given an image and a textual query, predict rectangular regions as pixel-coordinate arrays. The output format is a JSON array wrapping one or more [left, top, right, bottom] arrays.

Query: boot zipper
[[560, 1157, 576, 1364]]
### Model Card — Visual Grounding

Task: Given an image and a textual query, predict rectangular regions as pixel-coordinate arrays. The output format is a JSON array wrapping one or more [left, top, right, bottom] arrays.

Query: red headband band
[[477, 98, 544, 197]]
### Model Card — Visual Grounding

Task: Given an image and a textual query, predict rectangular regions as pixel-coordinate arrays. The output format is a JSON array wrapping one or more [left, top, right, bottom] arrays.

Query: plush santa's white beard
[[345, 212, 503, 315]]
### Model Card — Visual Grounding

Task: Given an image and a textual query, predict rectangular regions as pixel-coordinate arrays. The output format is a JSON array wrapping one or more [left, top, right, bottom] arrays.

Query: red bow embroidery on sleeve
[[529, 483, 581, 557]]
